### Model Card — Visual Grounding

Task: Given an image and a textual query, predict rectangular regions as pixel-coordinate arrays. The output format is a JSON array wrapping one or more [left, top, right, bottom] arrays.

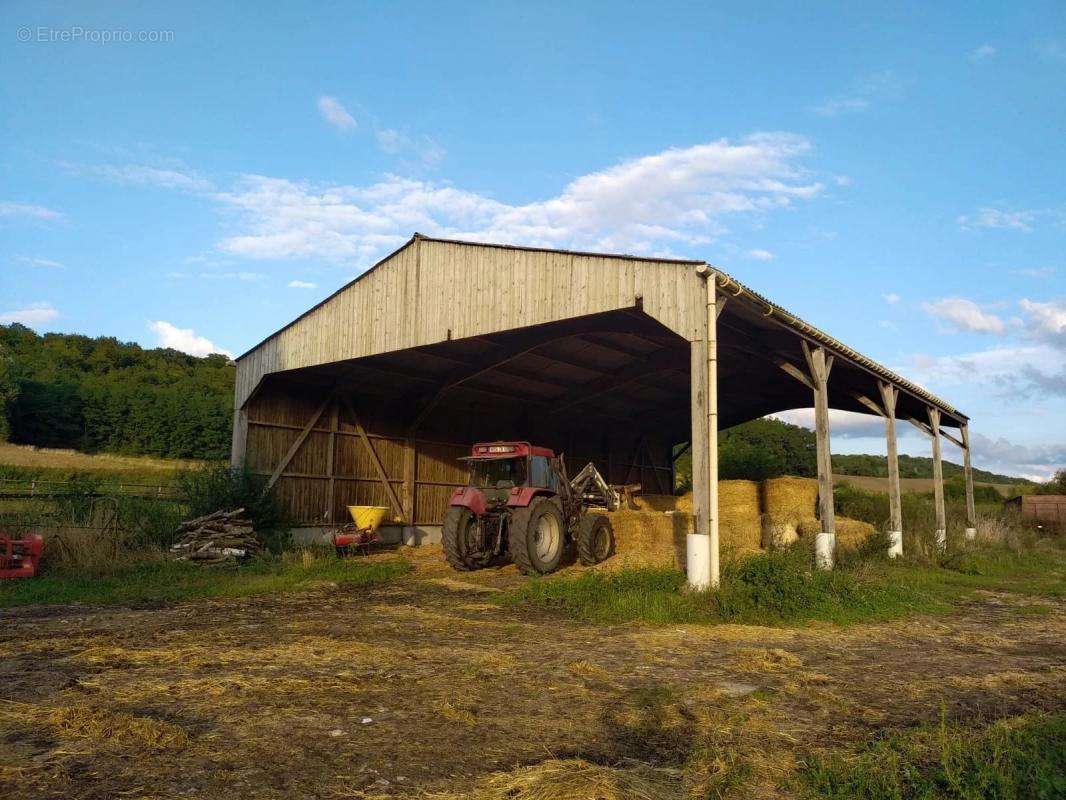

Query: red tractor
[[443, 442, 617, 575]]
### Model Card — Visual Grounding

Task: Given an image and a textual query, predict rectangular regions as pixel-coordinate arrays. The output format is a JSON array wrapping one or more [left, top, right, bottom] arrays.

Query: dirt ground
[[2, 548, 1063, 799]]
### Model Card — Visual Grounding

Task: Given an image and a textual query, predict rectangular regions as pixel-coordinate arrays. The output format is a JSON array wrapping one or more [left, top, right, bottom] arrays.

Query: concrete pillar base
[[887, 531, 903, 559], [964, 527, 977, 541], [935, 529, 947, 552], [815, 532, 835, 570], [686, 533, 711, 590]]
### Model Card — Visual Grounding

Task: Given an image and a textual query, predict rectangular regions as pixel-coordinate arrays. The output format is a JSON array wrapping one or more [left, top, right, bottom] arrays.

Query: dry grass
[[0, 702, 189, 750], [414, 758, 683, 800], [3, 542, 1064, 800], [833, 473, 1014, 497], [0, 441, 200, 474], [735, 647, 804, 673]]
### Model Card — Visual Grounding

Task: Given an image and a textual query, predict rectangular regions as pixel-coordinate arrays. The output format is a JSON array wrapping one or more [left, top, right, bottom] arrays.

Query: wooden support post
[[803, 342, 835, 569], [266, 392, 334, 490], [961, 424, 976, 540], [403, 436, 417, 527], [230, 408, 248, 468], [928, 407, 947, 553], [688, 265, 719, 589], [707, 274, 719, 590], [688, 270, 714, 589], [878, 382, 903, 558], [325, 401, 339, 523]]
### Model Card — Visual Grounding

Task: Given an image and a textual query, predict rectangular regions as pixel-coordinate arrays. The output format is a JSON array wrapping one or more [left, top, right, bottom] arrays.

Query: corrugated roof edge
[[710, 270, 966, 422], [234, 234, 966, 423]]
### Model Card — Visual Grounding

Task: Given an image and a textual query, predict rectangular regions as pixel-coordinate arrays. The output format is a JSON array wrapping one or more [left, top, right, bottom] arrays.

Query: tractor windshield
[[469, 456, 527, 489]]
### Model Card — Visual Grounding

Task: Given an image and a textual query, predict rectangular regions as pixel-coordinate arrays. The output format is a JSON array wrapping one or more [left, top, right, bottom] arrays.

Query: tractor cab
[[459, 442, 566, 505]]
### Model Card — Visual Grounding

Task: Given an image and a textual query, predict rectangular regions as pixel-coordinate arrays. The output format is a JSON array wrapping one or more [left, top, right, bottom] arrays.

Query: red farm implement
[[0, 533, 44, 579]]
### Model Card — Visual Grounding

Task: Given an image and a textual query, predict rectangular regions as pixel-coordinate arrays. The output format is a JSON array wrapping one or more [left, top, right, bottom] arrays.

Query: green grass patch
[[0, 554, 411, 608], [502, 544, 1066, 627], [798, 713, 1066, 800]]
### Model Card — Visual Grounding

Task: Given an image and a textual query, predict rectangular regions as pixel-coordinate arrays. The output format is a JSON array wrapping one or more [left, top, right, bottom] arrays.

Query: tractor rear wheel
[[508, 498, 566, 575], [577, 514, 615, 565], [442, 507, 490, 571]]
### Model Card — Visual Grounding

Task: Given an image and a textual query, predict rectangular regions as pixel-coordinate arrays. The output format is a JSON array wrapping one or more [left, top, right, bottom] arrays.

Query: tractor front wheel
[[508, 498, 566, 575], [442, 507, 490, 571], [577, 514, 615, 566]]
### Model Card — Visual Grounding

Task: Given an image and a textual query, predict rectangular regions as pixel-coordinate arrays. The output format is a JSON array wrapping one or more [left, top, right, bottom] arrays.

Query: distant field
[[834, 473, 1017, 497], [0, 442, 203, 484]]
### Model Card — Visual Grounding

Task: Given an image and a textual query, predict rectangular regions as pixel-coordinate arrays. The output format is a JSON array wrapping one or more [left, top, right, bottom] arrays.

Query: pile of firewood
[[170, 509, 262, 564]]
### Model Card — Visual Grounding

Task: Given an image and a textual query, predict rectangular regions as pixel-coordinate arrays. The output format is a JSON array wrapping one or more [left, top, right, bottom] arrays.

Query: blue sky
[[2, 2, 1064, 478]]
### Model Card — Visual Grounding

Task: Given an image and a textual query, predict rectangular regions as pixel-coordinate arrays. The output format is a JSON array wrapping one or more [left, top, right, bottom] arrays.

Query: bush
[[834, 485, 890, 527], [176, 463, 290, 551], [799, 712, 1066, 800]]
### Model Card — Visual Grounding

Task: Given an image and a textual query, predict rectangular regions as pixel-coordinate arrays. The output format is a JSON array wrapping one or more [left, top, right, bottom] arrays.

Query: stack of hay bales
[[606, 508, 688, 570], [761, 477, 818, 548], [606, 480, 761, 569], [718, 480, 762, 556], [607, 475, 878, 568]]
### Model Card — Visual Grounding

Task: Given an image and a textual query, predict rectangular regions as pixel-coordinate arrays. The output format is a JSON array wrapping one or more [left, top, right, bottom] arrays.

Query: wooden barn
[[231, 234, 974, 585]]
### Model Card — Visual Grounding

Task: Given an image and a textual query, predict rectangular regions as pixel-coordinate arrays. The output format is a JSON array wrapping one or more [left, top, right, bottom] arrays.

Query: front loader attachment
[[570, 462, 620, 512]]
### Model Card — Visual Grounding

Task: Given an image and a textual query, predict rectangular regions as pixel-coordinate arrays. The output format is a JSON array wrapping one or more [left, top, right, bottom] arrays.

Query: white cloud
[[148, 320, 232, 358], [0, 302, 60, 328], [1012, 267, 1056, 278], [811, 71, 902, 117], [13, 256, 64, 269], [745, 248, 774, 261], [833, 175, 852, 187], [922, 297, 1005, 334], [212, 132, 823, 263], [0, 201, 64, 221], [772, 408, 886, 439], [1019, 298, 1066, 345], [288, 280, 317, 289], [967, 432, 1064, 482], [375, 129, 446, 165], [62, 162, 213, 193], [969, 44, 997, 61], [199, 271, 267, 282], [956, 206, 1037, 232], [883, 292, 901, 304], [318, 96, 358, 132]]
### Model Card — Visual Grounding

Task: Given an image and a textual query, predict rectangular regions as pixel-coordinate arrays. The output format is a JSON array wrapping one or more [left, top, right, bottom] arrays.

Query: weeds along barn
[[232, 234, 974, 585]]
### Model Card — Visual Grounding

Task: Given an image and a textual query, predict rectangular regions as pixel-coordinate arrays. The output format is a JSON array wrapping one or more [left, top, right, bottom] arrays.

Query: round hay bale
[[835, 517, 876, 550], [796, 516, 876, 549], [761, 477, 818, 548]]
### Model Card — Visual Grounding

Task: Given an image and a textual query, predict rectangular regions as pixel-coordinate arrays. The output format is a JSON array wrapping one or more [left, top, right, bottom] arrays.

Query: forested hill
[[832, 452, 1022, 484], [0, 324, 234, 459]]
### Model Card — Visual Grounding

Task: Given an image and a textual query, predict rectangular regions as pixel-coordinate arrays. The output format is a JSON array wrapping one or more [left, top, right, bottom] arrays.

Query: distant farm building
[[231, 235, 974, 585], [1005, 495, 1066, 528]]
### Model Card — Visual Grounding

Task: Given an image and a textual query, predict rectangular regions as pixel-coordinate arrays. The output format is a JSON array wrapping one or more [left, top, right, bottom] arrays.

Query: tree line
[[675, 417, 1028, 486], [0, 324, 234, 459]]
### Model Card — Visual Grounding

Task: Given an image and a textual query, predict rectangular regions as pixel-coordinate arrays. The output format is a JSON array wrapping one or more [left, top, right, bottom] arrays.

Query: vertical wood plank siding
[[234, 239, 704, 412]]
